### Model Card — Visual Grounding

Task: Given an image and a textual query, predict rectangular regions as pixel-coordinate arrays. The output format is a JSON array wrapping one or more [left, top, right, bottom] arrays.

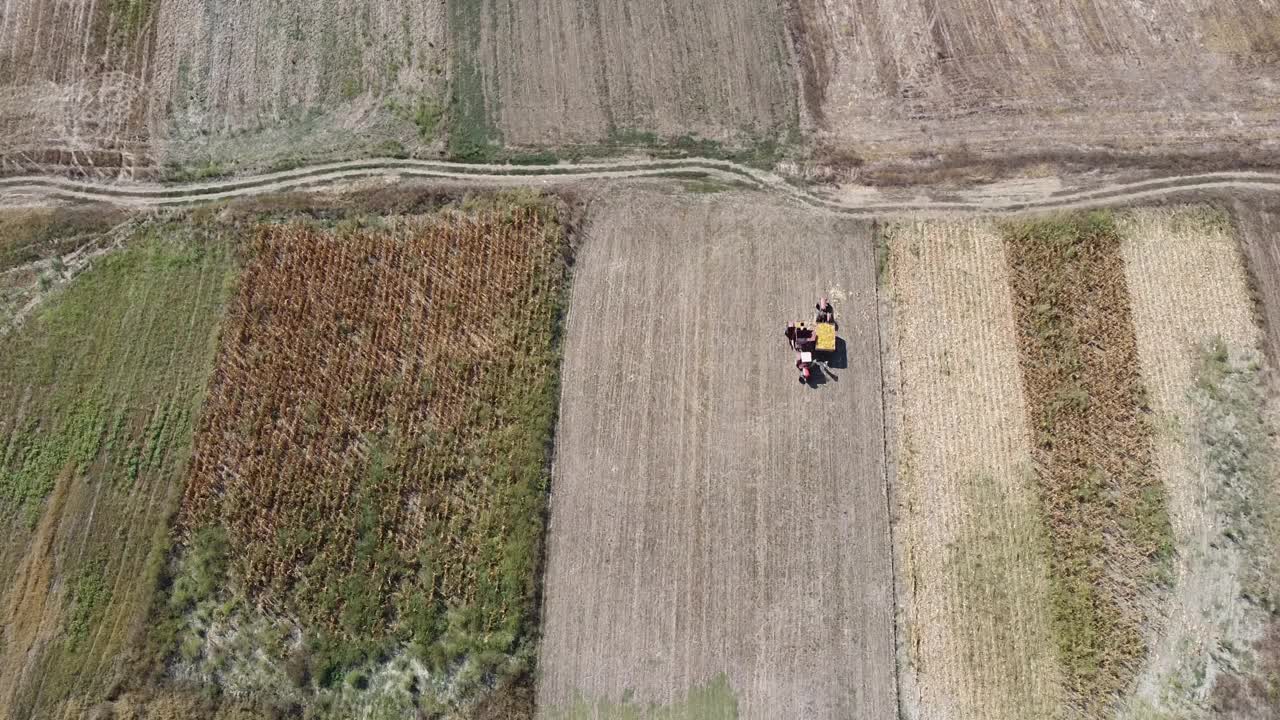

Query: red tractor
[[785, 305, 838, 384]]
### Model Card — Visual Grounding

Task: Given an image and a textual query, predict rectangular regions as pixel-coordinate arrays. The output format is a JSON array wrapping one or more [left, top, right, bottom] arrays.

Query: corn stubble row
[[1004, 215, 1166, 713], [179, 206, 564, 634]]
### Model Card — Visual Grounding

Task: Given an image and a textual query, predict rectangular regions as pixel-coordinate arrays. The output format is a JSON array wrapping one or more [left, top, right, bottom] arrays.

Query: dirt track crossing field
[[536, 190, 894, 718]]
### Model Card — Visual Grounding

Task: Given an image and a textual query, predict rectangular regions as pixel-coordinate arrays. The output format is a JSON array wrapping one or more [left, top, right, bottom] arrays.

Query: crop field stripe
[[0, 231, 236, 719], [174, 200, 567, 710], [884, 219, 1061, 720], [1001, 212, 1171, 714], [1116, 207, 1263, 709]]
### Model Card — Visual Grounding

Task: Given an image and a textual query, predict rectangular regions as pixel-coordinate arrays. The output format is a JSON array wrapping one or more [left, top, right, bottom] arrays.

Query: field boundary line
[[3, 160, 1280, 215]]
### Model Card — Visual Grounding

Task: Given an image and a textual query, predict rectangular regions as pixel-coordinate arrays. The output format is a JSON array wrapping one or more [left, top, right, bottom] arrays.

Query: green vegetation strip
[[0, 224, 235, 717], [1002, 212, 1172, 713], [548, 675, 739, 720]]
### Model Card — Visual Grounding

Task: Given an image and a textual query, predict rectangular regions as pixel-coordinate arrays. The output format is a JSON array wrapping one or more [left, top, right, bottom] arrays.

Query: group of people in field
[[784, 297, 836, 383]]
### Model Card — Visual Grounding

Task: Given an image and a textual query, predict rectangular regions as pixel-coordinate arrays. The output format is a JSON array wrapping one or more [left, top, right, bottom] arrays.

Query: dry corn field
[[178, 203, 566, 644], [884, 219, 1061, 720], [1002, 214, 1169, 715]]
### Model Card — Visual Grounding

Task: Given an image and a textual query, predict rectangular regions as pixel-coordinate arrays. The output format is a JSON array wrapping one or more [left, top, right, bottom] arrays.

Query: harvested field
[[1117, 207, 1268, 717], [1003, 213, 1171, 716], [175, 199, 567, 715], [153, 0, 448, 176], [537, 190, 894, 719], [457, 0, 797, 149], [805, 0, 1280, 174], [0, 0, 157, 174], [884, 220, 1061, 720], [0, 229, 235, 720]]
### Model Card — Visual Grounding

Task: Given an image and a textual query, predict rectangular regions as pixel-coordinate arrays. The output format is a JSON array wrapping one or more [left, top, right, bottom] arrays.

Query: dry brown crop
[[1003, 212, 1169, 715], [178, 202, 566, 651]]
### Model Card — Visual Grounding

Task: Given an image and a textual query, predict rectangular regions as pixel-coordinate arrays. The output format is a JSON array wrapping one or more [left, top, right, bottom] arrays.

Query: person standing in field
[[816, 297, 836, 327]]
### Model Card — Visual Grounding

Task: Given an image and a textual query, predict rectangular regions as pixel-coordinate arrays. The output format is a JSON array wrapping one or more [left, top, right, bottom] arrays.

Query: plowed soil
[[461, 0, 798, 146], [536, 189, 894, 719], [801, 0, 1280, 172]]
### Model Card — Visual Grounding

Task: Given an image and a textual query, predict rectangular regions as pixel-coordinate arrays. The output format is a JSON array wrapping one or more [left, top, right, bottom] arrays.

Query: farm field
[[0, 0, 447, 178], [883, 219, 1061, 720], [0, 0, 157, 172], [0, 219, 236, 720], [537, 189, 895, 719], [1117, 207, 1275, 717], [883, 206, 1280, 720], [2, 0, 1277, 179], [153, 0, 448, 177], [168, 196, 569, 718], [0, 190, 575, 720], [453, 0, 798, 153], [801, 0, 1280, 177]]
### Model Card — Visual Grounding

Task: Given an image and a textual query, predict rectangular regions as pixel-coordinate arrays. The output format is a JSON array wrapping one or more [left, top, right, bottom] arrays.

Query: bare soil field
[[798, 0, 1280, 178], [536, 189, 894, 718], [460, 0, 798, 149], [884, 220, 1060, 720]]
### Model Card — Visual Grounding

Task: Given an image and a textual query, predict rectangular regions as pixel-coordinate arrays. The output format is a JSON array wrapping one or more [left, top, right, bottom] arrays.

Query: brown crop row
[[1002, 213, 1170, 715], [178, 203, 565, 637]]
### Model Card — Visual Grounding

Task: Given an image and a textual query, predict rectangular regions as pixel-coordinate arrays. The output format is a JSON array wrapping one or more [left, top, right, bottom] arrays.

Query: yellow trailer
[[814, 322, 837, 352]]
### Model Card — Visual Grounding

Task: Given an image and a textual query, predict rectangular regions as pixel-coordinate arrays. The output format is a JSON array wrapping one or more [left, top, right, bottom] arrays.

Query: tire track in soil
[[3, 159, 1280, 216]]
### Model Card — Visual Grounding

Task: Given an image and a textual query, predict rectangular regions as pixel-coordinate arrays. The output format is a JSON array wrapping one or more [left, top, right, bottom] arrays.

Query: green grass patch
[[161, 157, 229, 184], [446, 0, 499, 161], [1002, 211, 1172, 712], [0, 222, 237, 717], [548, 674, 739, 720], [106, 0, 152, 47]]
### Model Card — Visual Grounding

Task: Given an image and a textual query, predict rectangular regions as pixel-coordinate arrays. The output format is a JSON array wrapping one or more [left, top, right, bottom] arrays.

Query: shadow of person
[[828, 336, 849, 370], [805, 363, 830, 388]]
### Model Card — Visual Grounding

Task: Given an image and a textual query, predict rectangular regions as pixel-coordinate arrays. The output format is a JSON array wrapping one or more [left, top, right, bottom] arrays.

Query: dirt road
[[5, 159, 1280, 214], [536, 189, 895, 718]]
